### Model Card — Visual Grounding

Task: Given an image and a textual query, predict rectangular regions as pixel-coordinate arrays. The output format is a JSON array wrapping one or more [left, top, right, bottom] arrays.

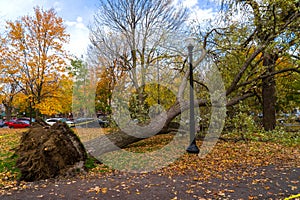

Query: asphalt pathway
[[1, 165, 299, 200]]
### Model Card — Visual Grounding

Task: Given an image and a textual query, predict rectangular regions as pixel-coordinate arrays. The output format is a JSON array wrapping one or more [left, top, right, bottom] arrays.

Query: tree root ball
[[15, 120, 87, 182]]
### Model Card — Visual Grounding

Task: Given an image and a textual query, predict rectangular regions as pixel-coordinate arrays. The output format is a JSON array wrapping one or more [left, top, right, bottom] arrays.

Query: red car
[[4, 120, 17, 126], [8, 121, 30, 128]]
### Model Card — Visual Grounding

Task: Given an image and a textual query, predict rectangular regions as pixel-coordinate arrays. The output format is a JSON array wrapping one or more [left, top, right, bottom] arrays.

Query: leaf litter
[[0, 131, 299, 199]]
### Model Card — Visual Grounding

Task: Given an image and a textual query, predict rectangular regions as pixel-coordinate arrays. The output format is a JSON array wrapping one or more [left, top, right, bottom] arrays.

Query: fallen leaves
[[0, 129, 299, 199], [186, 189, 195, 195], [86, 186, 108, 194], [161, 140, 300, 180]]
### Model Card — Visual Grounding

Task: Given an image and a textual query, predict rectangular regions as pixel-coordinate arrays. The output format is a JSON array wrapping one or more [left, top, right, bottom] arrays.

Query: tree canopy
[[0, 7, 72, 118], [0, 0, 299, 133]]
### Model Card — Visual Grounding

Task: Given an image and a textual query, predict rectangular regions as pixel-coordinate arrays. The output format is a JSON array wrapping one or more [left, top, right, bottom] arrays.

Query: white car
[[45, 118, 75, 127]]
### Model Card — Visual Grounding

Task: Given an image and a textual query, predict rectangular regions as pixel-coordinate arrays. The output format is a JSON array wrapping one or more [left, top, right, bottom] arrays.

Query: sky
[[0, 0, 219, 58]]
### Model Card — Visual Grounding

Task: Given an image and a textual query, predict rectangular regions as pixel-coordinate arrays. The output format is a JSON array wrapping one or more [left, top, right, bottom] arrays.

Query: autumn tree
[[277, 62, 300, 112], [89, 0, 188, 119], [0, 34, 23, 119], [196, 0, 300, 130], [248, 0, 300, 130], [94, 59, 127, 114], [5, 6, 70, 118]]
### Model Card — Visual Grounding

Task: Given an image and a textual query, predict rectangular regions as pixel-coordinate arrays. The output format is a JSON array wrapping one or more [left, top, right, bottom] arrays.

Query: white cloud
[[64, 17, 90, 57], [189, 7, 216, 22], [0, 0, 92, 58], [173, 0, 217, 24], [77, 16, 83, 23], [0, 0, 35, 21], [182, 0, 198, 8], [53, 1, 63, 12]]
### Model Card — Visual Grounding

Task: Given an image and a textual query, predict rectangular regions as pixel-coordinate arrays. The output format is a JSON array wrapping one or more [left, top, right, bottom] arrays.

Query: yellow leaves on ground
[[87, 186, 108, 194], [0, 129, 23, 156], [0, 129, 299, 194]]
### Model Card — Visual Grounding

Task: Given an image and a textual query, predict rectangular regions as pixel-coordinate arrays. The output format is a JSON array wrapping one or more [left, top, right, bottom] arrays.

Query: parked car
[[17, 117, 35, 124], [98, 114, 109, 128], [4, 120, 17, 127], [98, 118, 109, 128], [0, 120, 5, 128], [73, 118, 99, 128], [8, 121, 30, 128], [292, 108, 300, 122], [45, 118, 75, 127], [73, 118, 95, 124]]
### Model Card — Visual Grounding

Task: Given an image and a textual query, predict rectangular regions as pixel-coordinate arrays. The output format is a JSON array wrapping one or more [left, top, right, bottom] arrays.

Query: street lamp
[[157, 50, 160, 105], [186, 38, 200, 154]]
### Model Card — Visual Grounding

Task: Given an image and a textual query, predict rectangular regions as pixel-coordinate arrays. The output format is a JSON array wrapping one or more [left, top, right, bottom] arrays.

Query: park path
[[1, 164, 299, 200]]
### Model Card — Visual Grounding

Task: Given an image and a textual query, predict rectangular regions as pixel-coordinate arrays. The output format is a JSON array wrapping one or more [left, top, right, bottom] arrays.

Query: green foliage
[[71, 58, 97, 117], [224, 125, 299, 146], [128, 92, 150, 122], [144, 83, 176, 111], [127, 82, 177, 123], [224, 104, 300, 146], [84, 156, 98, 170], [225, 104, 260, 136], [284, 74, 300, 108], [68, 59, 88, 78]]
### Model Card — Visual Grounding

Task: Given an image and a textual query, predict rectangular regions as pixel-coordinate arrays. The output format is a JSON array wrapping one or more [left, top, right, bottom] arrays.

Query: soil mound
[[15, 120, 87, 182]]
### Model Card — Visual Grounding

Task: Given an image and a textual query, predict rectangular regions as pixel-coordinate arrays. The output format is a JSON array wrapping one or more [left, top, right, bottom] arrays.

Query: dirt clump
[[15, 120, 87, 182]]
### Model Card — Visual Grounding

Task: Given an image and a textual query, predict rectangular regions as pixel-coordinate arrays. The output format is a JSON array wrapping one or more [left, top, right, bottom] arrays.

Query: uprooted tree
[[15, 120, 87, 181], [80, 0, 300, 157]]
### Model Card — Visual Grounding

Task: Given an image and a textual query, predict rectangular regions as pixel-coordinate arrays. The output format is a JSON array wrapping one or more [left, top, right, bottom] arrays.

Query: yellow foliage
[[35, 98, 64, 116], [0, 6, 72, 117]]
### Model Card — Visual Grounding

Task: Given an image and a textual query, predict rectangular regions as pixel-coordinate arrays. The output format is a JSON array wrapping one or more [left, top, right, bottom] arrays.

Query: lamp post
[[157, 50, 160, 105], [186, 39, 200, 154]]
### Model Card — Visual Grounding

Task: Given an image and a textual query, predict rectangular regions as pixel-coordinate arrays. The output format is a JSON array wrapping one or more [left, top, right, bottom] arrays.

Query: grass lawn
[[0, 127, 299, 189]]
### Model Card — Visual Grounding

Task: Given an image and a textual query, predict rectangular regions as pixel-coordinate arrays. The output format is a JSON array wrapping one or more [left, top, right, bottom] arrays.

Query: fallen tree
[[82, 96, 241, 159], [15, 120, 87, 182], [82, 52, 229, 160]]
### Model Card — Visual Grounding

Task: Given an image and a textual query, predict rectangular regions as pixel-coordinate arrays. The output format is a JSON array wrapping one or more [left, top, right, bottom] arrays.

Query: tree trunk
[[262, 52, 278, 131], [82, 97, 213, 159], [83, 100, 191, 157], [3, 103, 12, 120]]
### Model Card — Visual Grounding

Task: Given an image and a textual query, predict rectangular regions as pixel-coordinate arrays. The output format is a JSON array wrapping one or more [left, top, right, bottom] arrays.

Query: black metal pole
[[157, 51, 160, 104], [186, 43, 200, 154]]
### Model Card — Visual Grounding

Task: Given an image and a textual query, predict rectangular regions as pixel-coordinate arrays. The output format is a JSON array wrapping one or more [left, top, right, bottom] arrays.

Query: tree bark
[[83, 97, 214, 159], [262, 52, 278, 131], [83, 101, 186, 157], [3, 103, 12, 120]]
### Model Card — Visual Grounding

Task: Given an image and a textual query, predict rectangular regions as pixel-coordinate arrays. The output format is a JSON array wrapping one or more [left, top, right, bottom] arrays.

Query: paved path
[[1, 165, 299, 200]]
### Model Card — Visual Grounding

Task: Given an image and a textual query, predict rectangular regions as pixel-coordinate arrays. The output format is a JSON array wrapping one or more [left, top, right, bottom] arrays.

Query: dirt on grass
[[15, 121, 87, 182]]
